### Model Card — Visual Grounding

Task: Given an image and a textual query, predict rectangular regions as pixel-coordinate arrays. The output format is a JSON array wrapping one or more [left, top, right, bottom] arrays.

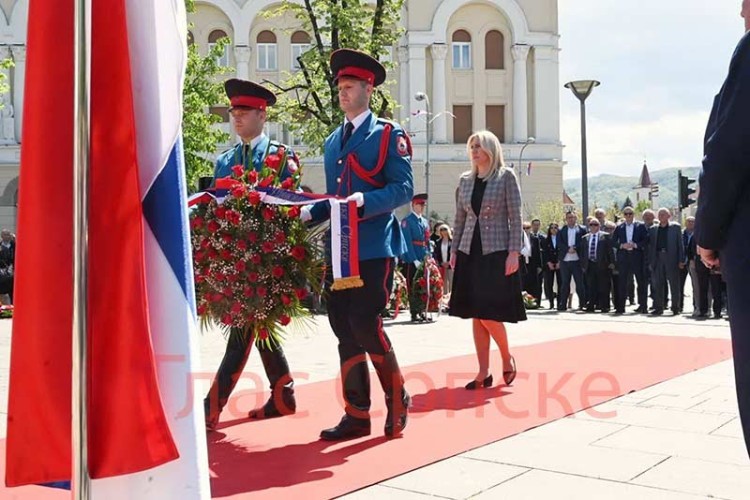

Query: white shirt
[[625, 222, 634, 243], [564, 226, 579, 262], [344, 110, 372, 134], [589, 232, 599, 259], [441, 240, 449, 264]]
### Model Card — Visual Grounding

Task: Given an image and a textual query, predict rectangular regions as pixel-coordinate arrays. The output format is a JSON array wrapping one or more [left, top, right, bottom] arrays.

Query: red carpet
[[0, 332, 732, 499]]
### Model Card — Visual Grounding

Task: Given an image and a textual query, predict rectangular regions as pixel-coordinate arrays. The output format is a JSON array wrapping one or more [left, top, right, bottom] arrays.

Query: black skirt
[[449, 247, 527, 323]]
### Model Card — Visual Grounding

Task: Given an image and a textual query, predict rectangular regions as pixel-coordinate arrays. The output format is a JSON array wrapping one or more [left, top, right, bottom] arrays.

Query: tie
[[589, 234, 597, 261], [341, 122, 354, 148], [243, 143, 251, 168]]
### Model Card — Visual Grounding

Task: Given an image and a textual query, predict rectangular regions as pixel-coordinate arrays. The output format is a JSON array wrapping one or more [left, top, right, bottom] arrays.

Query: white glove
[[346, 192, 365, 208], [300, 205, 312, 222], [414, 260, 422, 269]]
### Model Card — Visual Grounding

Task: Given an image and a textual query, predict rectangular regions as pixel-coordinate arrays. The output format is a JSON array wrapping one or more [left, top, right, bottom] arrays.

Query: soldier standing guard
[[204, 79, 299, 430], [400, 193, 431, 322], [302, 49, 414, 440]]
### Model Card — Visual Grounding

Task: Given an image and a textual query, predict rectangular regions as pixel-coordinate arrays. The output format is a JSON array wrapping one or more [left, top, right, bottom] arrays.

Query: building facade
[[0, 0, 563, 230]]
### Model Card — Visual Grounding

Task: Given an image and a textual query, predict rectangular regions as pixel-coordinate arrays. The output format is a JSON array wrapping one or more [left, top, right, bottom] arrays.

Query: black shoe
[[614, 309, 625, 315], [650, 309, 664, 316], [320, 414, 371, 441], [713, 313, 722, 319], [248, 388, 296, 419], [465, 374, 493, 390], [635, 307, 648, 313], [384, 391, 410, 438]]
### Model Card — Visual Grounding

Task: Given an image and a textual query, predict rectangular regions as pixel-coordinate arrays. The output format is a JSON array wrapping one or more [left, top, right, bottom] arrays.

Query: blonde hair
[[438, 223, 453, 239], [464, 130, 506, 180]]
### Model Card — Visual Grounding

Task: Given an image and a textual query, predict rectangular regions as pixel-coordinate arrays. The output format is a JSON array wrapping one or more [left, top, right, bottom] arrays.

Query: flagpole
[[72, 0, 91, 497]]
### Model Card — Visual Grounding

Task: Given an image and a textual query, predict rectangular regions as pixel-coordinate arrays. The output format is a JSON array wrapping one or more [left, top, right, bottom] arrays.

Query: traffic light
[[678, 171, 697, 209]]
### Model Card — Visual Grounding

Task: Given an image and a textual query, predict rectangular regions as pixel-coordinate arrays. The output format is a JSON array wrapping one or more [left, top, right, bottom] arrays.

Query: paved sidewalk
[[0, 307, 744, 499]]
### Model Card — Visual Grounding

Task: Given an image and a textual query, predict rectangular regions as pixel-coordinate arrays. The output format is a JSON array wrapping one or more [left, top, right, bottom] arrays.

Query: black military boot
[[320, 353, 372, 441], [204, 328, 253, 430], [248, 342, 296, 419], [373, 349, 410, 438]]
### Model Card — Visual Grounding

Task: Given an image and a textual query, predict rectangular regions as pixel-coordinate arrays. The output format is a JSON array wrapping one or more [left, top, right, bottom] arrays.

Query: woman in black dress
[[449, 130, 526, 389]]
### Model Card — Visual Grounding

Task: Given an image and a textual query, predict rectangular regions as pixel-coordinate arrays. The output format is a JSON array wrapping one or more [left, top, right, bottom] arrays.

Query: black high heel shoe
[[465, 374, 493, 390], [503, 356, 517, 386]]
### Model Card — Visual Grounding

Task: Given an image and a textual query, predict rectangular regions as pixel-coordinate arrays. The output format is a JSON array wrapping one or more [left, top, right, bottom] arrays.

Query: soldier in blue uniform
[[302, 49, 414, 440], [204, 79, 298, 430], [400, 193, 431, 321]]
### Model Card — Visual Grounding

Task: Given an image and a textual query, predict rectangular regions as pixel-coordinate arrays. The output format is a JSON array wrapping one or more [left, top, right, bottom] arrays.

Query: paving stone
[[633, 456, 750, 499], [578, 401, 735, 433]]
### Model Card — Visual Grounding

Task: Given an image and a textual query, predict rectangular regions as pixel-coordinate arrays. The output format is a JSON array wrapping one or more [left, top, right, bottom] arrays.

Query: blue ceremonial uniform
[[400, 212, 429, 264], [213, 135, 297, 181], [310, 112, 413, 260]]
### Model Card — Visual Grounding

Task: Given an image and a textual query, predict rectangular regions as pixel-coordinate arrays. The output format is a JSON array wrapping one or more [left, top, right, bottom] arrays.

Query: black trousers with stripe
[[326, 258, 396, 416]]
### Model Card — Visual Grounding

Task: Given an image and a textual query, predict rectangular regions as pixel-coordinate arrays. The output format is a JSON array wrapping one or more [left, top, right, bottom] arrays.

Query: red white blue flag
[[5, 0, 210, 497]]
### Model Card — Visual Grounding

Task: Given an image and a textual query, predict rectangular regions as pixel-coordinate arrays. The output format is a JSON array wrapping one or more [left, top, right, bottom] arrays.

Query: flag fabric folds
[[6, 0, 210, 497]]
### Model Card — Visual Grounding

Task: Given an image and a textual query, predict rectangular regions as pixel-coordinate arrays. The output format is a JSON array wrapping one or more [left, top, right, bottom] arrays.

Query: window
[[291, 31, 311, 70], [485, 105, 506, 143], [257, 30, 277, 71], [485, 30, 505, 69], [208, 29, 230, 67], [452, 30, 471, 69], [266, 122, 281, 142], [453, 105, 472, 144]]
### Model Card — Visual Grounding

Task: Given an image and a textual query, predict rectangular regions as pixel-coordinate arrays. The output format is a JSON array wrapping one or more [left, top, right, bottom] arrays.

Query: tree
[[635, 199, 652, 215], [182, 0, 232, 191], [622, 195, 634, 209], [263, 0, 405, 155], [534, 200, 568, 228]]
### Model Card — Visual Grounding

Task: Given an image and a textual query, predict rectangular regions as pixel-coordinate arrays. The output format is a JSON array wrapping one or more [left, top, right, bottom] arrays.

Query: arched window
[[290, 31, 311, 70], [257, 30, 277, 71], [208, 29, 230, 67], [485, 30, 505, 69], [451, 30, 471, 69]]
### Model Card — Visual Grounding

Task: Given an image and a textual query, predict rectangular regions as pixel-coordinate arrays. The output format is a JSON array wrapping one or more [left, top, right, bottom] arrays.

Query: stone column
[[234, 46, 252, 80], [532, 45, 560, 143], [430, 43, 448, 143], [511, 44, 530, 143], [11, 45, 25, 142], [398, 47, 409, 124], [0, 46, 14, 144], [407, 44, 427, 143]]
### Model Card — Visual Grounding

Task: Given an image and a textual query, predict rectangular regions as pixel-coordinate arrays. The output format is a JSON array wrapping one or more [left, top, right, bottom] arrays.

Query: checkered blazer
[[452, 167, 523, 255]]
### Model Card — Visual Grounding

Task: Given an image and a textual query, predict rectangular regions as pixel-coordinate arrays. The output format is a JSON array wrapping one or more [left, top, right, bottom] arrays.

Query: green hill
[[564, 167, 701, 210]]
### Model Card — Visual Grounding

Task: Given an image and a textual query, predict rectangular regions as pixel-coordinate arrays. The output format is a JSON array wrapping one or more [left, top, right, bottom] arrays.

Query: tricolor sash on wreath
[[188, 182, 364, 290]]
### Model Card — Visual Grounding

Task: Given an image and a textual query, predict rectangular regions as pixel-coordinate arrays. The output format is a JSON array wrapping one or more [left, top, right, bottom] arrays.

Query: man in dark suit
[[647, 208, 685, 315], [526, 219, 544, 304], [695, 0, 750, 458], [557, 211, 587, 311], [681, 217, 696, 313], [580, 219, 615, 312], [611, 206, 649, 313]]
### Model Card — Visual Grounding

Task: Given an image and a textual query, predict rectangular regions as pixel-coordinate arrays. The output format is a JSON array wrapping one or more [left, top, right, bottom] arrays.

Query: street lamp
[[517, 136, 535, 195], [415, 91, 431, 216], [564, 79, 600, 218]]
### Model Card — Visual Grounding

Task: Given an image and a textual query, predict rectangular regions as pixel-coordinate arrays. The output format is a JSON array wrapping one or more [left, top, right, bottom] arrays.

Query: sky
[[558, 0, 745, 179]]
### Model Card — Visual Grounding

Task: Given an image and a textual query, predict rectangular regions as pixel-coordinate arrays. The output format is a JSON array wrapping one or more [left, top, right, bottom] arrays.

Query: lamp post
[[517, 136, 535, 194], [415, 91, 431, 216], [564, 79, 600, 218]]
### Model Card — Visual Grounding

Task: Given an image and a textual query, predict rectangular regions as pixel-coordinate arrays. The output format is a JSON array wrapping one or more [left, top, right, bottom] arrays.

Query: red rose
[[287, 206, 301, 218], [421, 294, 428, 302], [215, 206, 227, 219], [265, 154, 281, 170], [248, 232, 258, 243], [213, 271, 225, 281], [262, 206, 275, 221], [248, 272, 259, 283], [231, 165, 244, 178], [262, 241, 274, 253], [207, 247, 218, 258], [258, 328, 269, 341], [190, 216, 204, 230], [279, 314, 291, 326], [281, 178, 294, 190], [220, 249, 232, 260], [231, 302, 242, 314], [291, 246, 306, 261], [418, 278, 426, 287], [274, 232, 286, 244], [207, 220, 220, 233], [237, 240, 247, 250], [247, 170, 258, 184], [230, 185, 246, 198], [281, 295, 292, 306], [227, 273, 238, 283], [248, 191, 262, 206], [272, 265, 284, 278], [277, 146, 286, 157], [226, 210, 241, 224], [222, 233, 232, 244], [221, 314, 233, 325], [200, 238, 211, 249], [222, 287, 233, 297], [212, 293, 223, 303], [295, 288, 308, 300], [235, 260, 246, 272], [197, 304, 207, 315], [251, 254, 262, 265], [258, 175, 275, 188], [243, 286, 255, 297], [195, 274, 205, 283], [257, 287, 268, 297]]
